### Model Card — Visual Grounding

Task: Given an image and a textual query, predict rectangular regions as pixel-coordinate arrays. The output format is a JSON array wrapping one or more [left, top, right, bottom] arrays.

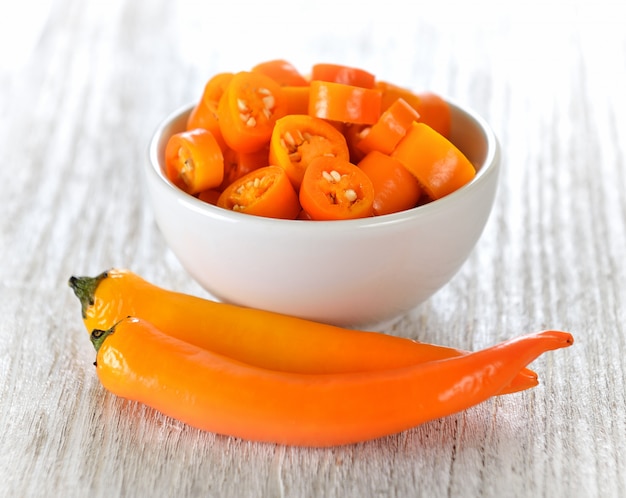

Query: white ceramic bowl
[[146, 100, 500, 329]]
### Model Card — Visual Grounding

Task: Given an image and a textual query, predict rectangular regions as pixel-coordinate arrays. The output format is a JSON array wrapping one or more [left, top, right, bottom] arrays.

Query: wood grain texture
[[1, 0, 625, 496]]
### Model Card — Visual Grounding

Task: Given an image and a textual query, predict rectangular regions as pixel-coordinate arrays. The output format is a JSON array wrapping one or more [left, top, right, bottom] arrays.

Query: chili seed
[[182, 158, 194, 175], [344, 189, 358, 202], [283, 131, 296, 147], [237, 99, 249, 112], [330, 170, 342, 182], [262, 95, 275, 110]]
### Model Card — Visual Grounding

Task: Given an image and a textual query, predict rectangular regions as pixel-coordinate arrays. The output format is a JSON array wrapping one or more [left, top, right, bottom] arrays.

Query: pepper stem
[[68, 270, 109, 318], [90, 326, 116, 352]]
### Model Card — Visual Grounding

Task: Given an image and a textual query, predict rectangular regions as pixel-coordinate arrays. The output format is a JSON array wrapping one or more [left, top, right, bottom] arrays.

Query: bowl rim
[[147, 99, 500, 231]]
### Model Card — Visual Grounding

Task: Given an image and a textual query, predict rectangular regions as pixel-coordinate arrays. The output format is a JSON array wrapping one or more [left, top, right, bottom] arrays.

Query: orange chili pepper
[[269, 114, 350, 189], [308, 80, 382, 125], [412, 91, 452, 140], [252, 59, 309, 86], [282, 85, 311, 115], [377, 81, 422, 112], [340, 123, 369, 163], [217, 165, 301, 219], [197, 188, 221, 205], [164, 128, 224, 195], [187, 72, 234, 151], [91, 319, 573, 447], [299, 156, 375, 220], [357, 150, 423, 216], [311, 63, 376, 88], [219, 146, 267, 191], [377, 81, 452, 138], [357, 98, 420, 155], [174, 63, 473, 220], [391, 122, 476, 200], [68, 269, 538, 394], [217, 71, 287, 153]]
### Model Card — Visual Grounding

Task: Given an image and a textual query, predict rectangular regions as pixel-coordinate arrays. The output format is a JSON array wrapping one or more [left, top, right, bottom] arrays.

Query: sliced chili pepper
[[197, 189, 221, 205], [377, 80, 422, 113], [308, 80, 382, 125], [252, 59, 309, 86], [186, 72, 234, 151], [412, 92, 452, 139], [299, 156, 374, 220], [342, 123, 370, 164], [217, 71, 287, 153], [297, 210, 312, 220], [164, 128, 224, 195], [357, 150, 422, 216], [311, 63, 376, 88], [217, 165, 300, 219], [391, 122, 476, 200], [283, 86, 311, 115], [357, 98, 420, 155], [219, 146, 268, 191], [269, 114, 350, 189], [377, 81, 451, 138]]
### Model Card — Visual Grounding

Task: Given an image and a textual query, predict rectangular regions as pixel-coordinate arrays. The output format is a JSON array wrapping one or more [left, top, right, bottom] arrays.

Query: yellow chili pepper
[[69, 269, 538, 394]]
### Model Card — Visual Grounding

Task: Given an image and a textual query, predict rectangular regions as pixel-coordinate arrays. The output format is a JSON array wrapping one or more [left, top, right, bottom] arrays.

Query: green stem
[[67, 270, 109, 318], [90, 325, 116, 352]]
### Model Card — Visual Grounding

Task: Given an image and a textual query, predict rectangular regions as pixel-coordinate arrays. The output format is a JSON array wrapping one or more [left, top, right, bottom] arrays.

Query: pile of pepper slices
[[70, 269, 573, 447], [164, 60, 477, 220]]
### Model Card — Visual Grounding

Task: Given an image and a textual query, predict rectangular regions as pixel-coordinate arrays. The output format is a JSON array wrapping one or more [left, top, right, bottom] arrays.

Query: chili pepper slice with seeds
[[269, 114, 350, 190], [217, 165, 301, 219], [299, 156, 375, 220], [164, 128, 224, 195], [217, 71, 287, 153]]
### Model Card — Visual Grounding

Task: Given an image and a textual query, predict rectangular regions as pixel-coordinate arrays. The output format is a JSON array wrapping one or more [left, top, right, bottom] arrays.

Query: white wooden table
[[1, 0, 625, 496]]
